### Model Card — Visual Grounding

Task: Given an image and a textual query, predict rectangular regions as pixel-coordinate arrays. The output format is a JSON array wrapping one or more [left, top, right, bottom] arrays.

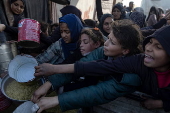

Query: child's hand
[[36, 96, 59, 113], [31, 81, 52, 103], [141, 98, 163, 109], [0, 24, 6, 32], [34, 63, 55, 77]]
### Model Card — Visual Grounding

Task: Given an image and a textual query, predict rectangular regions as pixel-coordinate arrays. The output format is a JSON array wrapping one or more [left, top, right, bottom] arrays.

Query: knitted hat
[[143, 25, 170, 55]]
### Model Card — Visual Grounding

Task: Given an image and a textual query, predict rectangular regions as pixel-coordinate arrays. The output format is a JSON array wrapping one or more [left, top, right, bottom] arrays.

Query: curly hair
[[80, 28, 104, 46], [112, 19, 143, 56]]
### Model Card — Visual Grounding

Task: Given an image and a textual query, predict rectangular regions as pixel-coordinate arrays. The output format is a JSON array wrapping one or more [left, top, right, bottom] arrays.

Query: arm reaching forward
[[34, 63, 74, 77]]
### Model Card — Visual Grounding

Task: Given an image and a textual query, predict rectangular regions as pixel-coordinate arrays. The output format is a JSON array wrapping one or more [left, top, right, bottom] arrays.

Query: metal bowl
[[1, 75, 27, 104]]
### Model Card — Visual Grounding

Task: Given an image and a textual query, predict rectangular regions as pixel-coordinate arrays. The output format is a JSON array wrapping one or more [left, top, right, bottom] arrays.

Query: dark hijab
[[129, 12, 145, 28], [112, 3, 126, 20], [60, 5, 85, 25], [9, 0, 25, 27], [98, 14, 114, 37], [59, 14, 83, 58]]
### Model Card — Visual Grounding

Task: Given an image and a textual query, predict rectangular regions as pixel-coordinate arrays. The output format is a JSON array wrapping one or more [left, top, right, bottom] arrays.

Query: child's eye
[[156, 45, 163, 49], [14, 3, 18, 6]]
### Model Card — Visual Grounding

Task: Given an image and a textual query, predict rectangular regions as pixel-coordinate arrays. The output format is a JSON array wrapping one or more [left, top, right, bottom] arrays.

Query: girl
[[146, 6, 159, 26], [48, 27, 104, 93], [35, 25, 170, 112], [35, 14, 83, 65], [0, 0, 25, 40], [98, 14, 114, 37], [112, 3, 126, 21], [32, 19, 143, 112]]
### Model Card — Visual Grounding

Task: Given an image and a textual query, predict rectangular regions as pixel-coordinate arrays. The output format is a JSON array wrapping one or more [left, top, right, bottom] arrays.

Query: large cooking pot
[[1, 75, 26, 104], [0, 42, 17, 74]]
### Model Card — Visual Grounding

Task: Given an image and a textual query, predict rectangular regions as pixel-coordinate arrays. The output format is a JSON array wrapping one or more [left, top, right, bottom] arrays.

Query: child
[[32, 19, 143, 112], [49, 27, 104, 92], [34, 25, 170, 112], [35, 14, 83, 65]]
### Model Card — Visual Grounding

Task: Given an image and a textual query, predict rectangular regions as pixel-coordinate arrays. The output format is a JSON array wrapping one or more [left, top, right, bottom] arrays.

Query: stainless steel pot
[[1, 75, 26, 104], [0, 42, 17, 74]]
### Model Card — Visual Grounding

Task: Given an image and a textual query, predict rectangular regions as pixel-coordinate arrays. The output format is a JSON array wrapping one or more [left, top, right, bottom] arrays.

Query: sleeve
[[48, 73, 74, 90], [74, 55, 142, 78], [79, 46, 105, 62], [4, 25, 18, 40], [152, 18, 167, 29], [58, 76, 138, 111], [35, 40, 63, 64], [159, 86, 170, 112]]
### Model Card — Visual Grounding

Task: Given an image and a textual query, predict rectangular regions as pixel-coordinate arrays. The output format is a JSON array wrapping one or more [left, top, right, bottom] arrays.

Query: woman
[[112, 3, 126, 21], [0, 0, 25, 40], [146, 6, 159, 26], [98, 14, 114, 37]]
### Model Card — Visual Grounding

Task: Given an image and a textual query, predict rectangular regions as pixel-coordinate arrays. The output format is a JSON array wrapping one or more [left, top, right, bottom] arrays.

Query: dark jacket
[[74, 54, 170, 112]]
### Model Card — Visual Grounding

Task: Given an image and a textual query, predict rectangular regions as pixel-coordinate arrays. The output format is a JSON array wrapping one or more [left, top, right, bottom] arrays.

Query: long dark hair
[[146, 6, 159, 21]]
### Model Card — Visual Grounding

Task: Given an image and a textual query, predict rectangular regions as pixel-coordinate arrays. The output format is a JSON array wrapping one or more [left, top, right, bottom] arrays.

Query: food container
[[0, 77, 12, 111], [18, 18, 40, 48], [8, 54, 38, 83], [1, 75, 40, 104]]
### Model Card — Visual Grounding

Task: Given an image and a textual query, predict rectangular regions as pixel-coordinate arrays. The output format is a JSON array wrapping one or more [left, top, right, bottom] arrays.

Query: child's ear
[[95, 41, 101, 48], [122, 49, 130, 55]]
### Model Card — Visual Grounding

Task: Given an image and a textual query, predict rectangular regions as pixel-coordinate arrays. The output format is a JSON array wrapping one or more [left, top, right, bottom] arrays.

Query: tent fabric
[[24, 0, 50, 23]]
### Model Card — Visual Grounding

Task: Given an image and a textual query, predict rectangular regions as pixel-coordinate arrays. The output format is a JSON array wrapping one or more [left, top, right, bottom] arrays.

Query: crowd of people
[[1, 0, 170, 113]]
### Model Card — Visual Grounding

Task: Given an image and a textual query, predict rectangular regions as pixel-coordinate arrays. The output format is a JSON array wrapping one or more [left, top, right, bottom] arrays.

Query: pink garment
[[154, 69, 170, 88]]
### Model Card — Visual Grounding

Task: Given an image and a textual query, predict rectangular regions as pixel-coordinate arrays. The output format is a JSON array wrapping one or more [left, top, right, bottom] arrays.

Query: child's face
[[103, 17, 113, 34], [60, 23, 71, 43], [144, 38, 170, 72], [11, 0, 24, 15], [80, 34, 100, 56], [104, 32, 126, 58]]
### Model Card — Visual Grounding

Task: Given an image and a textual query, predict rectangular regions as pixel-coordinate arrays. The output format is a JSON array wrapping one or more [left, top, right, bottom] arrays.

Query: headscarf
[[60, 5, 82, 21], [59, 14, 83, 58], [98, 14, 114, 37], [143, 25, 170, 55], [134, 7, 144, 14], [9, 0, 26, 27], [129, 12, 145, 28], [112, 3, 126, 20]]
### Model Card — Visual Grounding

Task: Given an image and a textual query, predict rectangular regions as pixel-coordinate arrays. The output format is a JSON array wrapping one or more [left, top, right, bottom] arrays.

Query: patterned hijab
[[129, 12, 145, 28]]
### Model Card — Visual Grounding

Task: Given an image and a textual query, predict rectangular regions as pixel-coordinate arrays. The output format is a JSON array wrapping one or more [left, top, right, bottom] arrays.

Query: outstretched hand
[[140, 96, 163, 109], [31, 81, 52, 103], [35, 96, 59, 113], [164, 11, 170, 20], [0, 24, 6, 32], [34, 63, 55, 77]]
